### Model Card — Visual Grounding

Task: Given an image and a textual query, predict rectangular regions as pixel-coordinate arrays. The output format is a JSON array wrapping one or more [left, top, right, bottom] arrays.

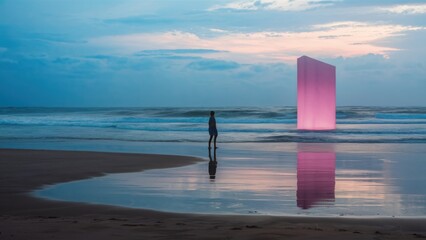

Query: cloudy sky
[[0, 0, 425, 107]]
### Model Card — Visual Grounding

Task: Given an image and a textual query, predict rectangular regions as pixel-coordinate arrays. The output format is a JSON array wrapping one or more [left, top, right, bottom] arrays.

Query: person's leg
[[209, 135, 213, 149], [213, 135, 217, 148]]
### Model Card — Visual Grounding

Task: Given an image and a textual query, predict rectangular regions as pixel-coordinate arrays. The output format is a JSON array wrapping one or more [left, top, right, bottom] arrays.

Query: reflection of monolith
[[297, 144, 336, 209], [297, 56, 336, 130]]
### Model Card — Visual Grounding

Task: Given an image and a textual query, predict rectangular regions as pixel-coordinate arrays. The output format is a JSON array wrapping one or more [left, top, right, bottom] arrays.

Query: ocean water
[[1, 106, 426, 144], [2, 107, 426, 217]]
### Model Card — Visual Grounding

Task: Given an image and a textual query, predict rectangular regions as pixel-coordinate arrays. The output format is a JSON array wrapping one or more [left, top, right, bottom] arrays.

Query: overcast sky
[[0, 0, 425, 107]]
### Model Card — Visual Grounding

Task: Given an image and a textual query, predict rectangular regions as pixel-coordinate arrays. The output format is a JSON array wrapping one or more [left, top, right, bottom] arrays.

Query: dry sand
[[0, 148, 425, 240]]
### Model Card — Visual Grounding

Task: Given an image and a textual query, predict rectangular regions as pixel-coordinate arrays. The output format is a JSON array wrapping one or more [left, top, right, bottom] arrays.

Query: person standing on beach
[[208, 111, 218, 149]]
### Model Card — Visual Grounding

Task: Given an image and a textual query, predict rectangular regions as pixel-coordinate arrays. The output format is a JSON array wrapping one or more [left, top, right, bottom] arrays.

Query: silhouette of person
[[208, 111, 218, 149], [208, 148, 217, 180]]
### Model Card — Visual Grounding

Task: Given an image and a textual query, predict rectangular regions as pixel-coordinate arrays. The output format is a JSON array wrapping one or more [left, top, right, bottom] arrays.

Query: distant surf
[[1, 107, 426, 144]]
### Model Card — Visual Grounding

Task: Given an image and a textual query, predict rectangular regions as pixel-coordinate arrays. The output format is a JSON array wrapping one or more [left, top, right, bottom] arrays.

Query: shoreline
[[1, 148, 426, 239]]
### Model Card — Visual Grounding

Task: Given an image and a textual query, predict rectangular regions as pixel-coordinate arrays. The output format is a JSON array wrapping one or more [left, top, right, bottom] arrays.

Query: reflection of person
[[208, 111, 218, 149], [208, 148, 217, 180]]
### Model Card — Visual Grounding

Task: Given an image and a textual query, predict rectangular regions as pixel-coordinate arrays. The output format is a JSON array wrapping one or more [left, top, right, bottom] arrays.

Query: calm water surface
[[34, 143, 426, 217]]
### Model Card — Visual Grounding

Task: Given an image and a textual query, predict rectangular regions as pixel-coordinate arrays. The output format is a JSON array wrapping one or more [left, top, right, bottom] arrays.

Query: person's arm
[[209, 117, 213, 128]]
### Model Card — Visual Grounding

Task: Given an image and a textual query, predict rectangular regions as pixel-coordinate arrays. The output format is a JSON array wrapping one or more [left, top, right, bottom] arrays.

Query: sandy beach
[[0, 148, 425, 240], [2, 0, 426, 236]]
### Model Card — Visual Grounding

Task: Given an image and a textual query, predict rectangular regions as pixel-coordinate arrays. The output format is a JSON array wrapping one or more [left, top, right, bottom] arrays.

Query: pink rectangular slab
[[297, 56, 336, 130]]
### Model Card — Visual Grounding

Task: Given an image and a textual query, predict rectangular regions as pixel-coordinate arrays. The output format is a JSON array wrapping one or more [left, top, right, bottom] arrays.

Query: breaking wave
[[1, 107, 426, 144]]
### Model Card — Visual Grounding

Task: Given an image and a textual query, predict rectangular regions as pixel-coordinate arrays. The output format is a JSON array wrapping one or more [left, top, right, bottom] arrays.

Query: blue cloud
[[136, 49, 224, 56], [187, 59, 240, 71], [105, 15, 175, 25]]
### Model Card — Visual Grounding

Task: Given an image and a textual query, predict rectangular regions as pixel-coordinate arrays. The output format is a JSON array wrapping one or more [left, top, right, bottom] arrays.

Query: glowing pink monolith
[[297, 56, 336, 130]]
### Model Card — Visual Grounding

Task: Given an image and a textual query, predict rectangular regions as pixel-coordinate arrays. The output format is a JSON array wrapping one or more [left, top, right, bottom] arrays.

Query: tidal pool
[[34, 143, 426, 217]]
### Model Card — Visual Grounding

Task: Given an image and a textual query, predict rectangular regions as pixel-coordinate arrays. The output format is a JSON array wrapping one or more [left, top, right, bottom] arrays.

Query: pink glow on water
[[297, 146, 336, 209], [297, 56, 336, 130]]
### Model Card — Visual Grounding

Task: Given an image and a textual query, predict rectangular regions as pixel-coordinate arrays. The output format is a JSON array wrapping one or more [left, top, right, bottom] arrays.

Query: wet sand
[[1, 148, 425, 240]]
